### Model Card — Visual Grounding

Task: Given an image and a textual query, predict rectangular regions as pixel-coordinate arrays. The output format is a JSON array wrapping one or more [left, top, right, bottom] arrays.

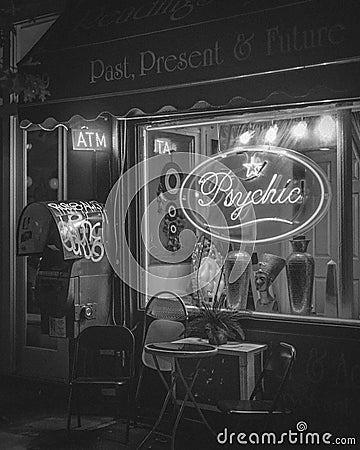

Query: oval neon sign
[[180, 146, 331, 244]]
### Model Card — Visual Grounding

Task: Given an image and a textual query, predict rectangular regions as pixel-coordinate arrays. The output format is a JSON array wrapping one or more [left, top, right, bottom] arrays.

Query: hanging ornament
[[162, 207, 186, 252]]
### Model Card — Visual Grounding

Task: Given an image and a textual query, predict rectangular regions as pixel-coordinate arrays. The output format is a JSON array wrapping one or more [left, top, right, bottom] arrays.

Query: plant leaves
[[188, 300, 246, 341]]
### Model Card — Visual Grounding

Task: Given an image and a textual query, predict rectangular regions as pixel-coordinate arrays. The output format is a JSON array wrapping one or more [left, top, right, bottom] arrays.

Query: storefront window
[[25, 128, 59, 348], [67, 117, 113, 203], [140, 109, 357, 322], [352, 111, 360, 320]]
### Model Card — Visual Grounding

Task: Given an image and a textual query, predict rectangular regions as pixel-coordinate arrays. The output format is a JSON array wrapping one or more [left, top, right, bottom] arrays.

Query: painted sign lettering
[[90, 58, 134, 83], [266, 23, 345, 56], [180, 146, 331, 243], [154, 138, 177, 154], [21, 0, 358, 106], [86, 18, 346, 85], [76, 0, 216, 29], [139, 40, 223, 76], [72, 129, 108, 151]]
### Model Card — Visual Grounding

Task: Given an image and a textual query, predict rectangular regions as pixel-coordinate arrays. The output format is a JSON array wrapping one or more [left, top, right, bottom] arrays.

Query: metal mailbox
[[17, 200, 112, 338]]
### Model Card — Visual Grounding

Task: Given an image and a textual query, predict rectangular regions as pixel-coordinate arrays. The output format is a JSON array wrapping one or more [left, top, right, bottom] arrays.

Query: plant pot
[[207, 328, 228, 345]]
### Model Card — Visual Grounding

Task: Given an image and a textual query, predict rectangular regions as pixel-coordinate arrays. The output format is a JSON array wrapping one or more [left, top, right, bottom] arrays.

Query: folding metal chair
[[66, 325, 135, 443], [217, 342, 296, 419], [135, 291, 188, 407]]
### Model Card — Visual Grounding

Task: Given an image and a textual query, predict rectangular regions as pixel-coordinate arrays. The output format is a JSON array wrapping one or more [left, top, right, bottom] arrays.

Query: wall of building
[[0, 12, 60, 376]]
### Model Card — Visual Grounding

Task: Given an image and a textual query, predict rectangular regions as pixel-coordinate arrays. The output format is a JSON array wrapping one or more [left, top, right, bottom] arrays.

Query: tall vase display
[[286, 236, 314, 315], [224, 250, 251, 309]]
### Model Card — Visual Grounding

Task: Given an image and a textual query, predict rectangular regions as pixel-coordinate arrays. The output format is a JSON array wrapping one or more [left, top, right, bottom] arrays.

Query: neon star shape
[[243, 156, 264, 178]]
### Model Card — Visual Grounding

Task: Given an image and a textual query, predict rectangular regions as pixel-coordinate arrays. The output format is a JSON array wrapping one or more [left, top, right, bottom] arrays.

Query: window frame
[[136, 103, 358, 324]]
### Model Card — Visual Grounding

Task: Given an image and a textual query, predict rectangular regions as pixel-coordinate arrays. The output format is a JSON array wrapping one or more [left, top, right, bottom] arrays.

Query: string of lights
[[237, 115, 336, 145]]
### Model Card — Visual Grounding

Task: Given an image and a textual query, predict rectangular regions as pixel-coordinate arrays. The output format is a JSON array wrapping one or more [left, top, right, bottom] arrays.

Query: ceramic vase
[[286, 236, 314, 315], [224, 250, 251, 309], [325, 260, 338, 318]]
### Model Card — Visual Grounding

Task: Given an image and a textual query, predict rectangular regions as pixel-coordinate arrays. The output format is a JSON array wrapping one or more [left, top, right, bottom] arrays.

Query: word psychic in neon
[[198, 171, 303, 222], [180, 146, 331, 244]]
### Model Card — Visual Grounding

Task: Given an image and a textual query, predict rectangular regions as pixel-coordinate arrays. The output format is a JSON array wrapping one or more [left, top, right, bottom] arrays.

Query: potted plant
[[188, 296, 246, 345]]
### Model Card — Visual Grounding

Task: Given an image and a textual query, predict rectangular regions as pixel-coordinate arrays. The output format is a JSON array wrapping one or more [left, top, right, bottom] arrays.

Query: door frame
[[15, 125, 70, 383]]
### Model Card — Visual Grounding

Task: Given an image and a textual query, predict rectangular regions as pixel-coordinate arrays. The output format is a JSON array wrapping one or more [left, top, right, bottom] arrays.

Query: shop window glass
[[24, 119, 115, 348], [352, 111, 360, 320], [26, 129, 58, 348], [67, 117, 112, 203], [141, 112, 349, 321]]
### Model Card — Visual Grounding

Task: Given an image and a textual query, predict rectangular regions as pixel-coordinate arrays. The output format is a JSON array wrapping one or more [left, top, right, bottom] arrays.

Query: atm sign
[[72, 129, 108, 151]]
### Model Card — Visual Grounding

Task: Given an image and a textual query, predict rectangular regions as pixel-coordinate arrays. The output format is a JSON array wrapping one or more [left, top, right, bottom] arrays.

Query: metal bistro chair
[[67, 325, 135, 443], [217, 342, 296, 422], [135, 291, 188, 409]]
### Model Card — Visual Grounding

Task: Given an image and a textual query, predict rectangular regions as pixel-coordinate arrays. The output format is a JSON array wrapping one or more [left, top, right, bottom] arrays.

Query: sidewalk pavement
[[0, 375, 225, 450]]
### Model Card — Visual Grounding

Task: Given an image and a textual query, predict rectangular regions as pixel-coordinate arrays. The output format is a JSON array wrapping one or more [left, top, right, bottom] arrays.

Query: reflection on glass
[[26, 129, 58, 348], [142, 114, 339, 319]]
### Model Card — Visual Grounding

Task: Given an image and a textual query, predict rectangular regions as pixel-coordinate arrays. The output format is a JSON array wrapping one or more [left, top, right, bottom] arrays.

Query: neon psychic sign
[[180, 146, 331, 243]]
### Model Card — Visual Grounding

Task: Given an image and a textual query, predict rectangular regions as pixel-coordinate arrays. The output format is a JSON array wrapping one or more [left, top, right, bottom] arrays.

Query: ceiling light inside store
[[265, 124, 278, 144], [292, 120, 308, 139], [239, 130, 255, 144], [317, 115, 336, 141]]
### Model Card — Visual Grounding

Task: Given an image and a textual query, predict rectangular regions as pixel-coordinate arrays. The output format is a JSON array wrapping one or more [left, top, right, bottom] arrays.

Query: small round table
[[137, 342, 218, 450]]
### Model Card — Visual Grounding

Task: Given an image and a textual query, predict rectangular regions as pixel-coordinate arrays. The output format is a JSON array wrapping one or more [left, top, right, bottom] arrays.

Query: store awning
[[18, 0, 360, 126]]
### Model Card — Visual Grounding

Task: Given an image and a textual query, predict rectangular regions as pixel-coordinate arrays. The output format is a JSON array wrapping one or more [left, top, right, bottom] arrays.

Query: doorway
[[16, 127, 69, 382]]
